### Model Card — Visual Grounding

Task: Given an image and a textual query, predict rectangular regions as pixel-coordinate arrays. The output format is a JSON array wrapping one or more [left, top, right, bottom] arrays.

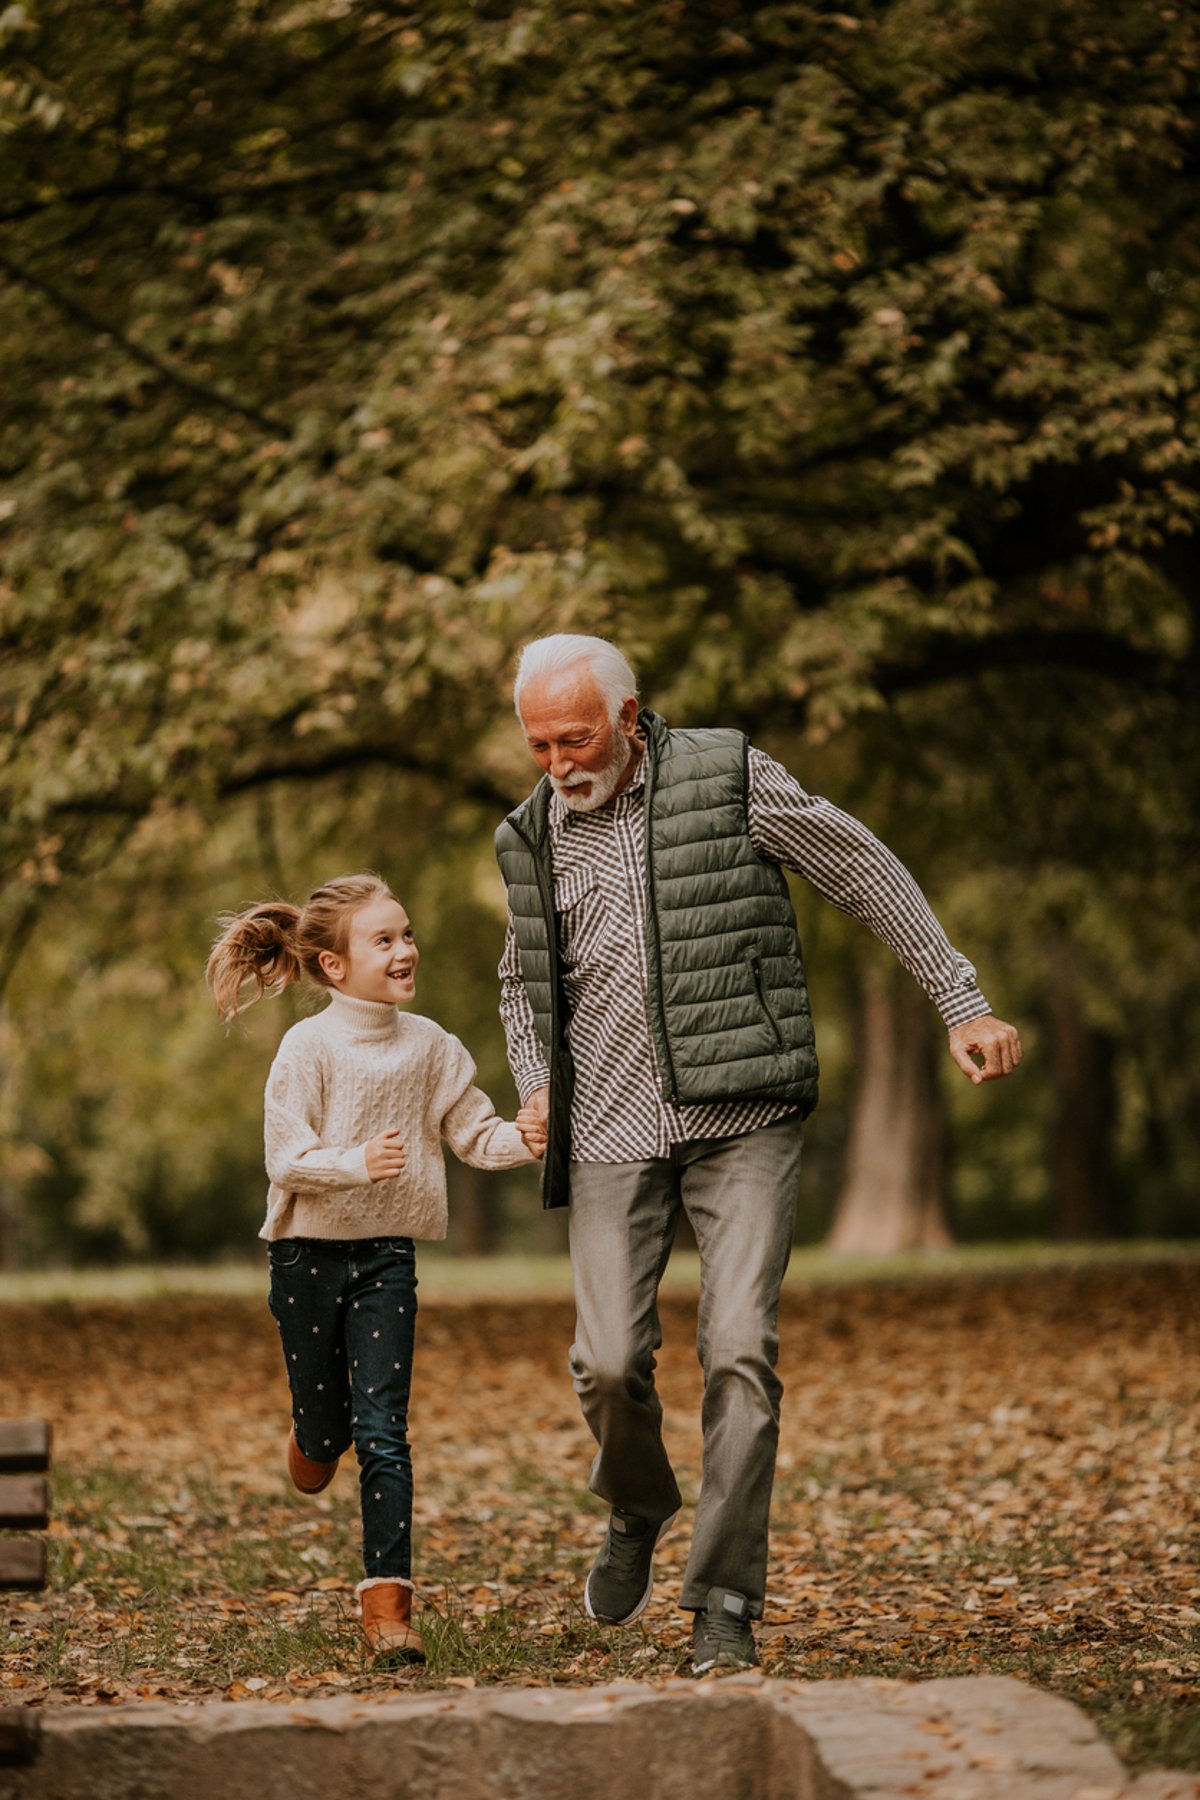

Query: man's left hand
[[948, 1015, 1023, 1085]]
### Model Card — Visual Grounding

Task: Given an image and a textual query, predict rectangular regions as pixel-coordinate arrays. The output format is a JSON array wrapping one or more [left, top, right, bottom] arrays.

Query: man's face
[[519, 668, 641, 813]]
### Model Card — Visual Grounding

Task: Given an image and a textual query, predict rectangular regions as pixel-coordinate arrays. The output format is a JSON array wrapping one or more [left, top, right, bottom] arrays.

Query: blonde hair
[[207, 873, 396, 1022]]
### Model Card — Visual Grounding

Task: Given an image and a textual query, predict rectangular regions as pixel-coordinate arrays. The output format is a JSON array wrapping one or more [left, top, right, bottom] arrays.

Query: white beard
[[552, 732, 634, 813]]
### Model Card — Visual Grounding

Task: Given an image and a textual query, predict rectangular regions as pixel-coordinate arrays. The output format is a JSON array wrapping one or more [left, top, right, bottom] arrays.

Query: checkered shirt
[[498, 746, 989, 1161]]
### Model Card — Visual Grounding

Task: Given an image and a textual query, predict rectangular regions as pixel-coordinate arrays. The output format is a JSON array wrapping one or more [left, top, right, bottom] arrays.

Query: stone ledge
[[2, 1674, 1188, 1800]]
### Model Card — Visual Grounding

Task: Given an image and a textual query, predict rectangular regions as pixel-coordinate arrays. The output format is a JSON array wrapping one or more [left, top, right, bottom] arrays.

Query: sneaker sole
[[691, 1650, 760, 1674], [584, 1510, 678, 1627]]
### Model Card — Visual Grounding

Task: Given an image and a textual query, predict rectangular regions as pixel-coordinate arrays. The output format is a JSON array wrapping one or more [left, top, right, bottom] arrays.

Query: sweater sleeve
[[264, 1040, 372, 1192], [436, 1032, 537, 1170]]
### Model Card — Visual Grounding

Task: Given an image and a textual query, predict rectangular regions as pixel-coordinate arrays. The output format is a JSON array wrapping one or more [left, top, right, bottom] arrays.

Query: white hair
[[513, 634, 639, 725]]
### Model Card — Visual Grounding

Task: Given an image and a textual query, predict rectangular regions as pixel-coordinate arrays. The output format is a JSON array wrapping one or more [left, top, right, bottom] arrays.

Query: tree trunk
[[0, 1175, 18, 1271], [446, 1160, 500, 1257], [826, 959, 952, 1255], [1047, 937, 1116, 1239], [0, 1009, 23, 1270]]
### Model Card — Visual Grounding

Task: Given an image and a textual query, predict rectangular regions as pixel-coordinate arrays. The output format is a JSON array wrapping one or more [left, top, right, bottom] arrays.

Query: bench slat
[[0, 1420, 51, 1474], [0, 1474, 49, 1531], [0, 1539, 46, 1589]]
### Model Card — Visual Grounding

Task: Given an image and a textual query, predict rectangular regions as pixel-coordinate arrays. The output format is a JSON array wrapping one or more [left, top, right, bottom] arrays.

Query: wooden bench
[[0, 1418, 51, 1769]]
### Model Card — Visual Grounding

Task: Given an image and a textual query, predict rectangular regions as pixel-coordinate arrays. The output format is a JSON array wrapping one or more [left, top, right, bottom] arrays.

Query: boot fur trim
[[356, 1576, 415, 1597]]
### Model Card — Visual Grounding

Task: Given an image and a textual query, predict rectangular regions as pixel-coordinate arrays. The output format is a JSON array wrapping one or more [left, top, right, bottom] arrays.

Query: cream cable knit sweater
[[259, 989, 534, 1242]]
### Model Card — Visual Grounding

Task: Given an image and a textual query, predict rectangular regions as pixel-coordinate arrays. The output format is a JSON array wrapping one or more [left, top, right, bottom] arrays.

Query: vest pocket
[[744, 946, 785, 1049]]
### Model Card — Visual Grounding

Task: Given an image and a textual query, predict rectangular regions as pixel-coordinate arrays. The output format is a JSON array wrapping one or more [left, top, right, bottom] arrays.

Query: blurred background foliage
[[0, 0, 1197, 1265]]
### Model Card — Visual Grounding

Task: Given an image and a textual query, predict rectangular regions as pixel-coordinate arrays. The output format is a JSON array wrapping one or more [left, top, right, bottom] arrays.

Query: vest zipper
[[641, 744, 681, 1105], [746, 947, 786, 1049], [509, 817, 560, 1067], [508, 810, 564, 1203]]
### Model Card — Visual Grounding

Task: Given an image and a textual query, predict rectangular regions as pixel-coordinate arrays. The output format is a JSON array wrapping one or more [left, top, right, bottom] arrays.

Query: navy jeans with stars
[[267, 1236, 418, 1581]]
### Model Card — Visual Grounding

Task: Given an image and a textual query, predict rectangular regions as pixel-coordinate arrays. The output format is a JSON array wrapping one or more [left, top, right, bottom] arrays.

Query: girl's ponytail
[[207, 901, 304, 1022], [207, 873, 395, 1021]]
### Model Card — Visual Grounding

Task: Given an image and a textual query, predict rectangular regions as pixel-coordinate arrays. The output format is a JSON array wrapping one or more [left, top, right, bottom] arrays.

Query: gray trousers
[[567, 1115, 804, 1616]]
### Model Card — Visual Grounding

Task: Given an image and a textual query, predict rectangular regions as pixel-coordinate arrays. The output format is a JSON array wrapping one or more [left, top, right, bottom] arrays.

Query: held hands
[[516, 1086, 550, 1159], [948, 1016, 1023, 1085], [365, 1128, 406, 1181]]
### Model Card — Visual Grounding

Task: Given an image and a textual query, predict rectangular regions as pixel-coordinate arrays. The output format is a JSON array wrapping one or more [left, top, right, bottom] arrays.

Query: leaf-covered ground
[[2, 1260, 1197, 1771]]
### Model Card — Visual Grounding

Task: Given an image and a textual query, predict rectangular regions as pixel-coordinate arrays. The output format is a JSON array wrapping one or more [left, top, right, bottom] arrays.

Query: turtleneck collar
[[325, 988, 402, 1040]]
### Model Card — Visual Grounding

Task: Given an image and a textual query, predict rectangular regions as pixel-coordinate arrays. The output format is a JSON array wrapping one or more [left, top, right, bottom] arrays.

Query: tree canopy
[[1, 0, 1198, 1257]]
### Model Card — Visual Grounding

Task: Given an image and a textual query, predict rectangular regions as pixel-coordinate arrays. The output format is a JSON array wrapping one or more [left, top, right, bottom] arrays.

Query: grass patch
[[2, 1239, 1198, 1306]]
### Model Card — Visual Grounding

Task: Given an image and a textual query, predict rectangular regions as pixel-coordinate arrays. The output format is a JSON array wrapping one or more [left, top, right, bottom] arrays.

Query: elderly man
[[495, 633, 1020, 1672]]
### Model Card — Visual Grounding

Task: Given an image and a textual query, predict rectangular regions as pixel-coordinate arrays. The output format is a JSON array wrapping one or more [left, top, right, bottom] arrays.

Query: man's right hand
[[365, 1128, 406, 1181], [948, 1016, 1023, 1085], [516, 1086, 550, 1157]]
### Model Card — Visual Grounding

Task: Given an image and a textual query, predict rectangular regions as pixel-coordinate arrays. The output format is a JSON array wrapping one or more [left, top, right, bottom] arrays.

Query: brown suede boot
[[286, 1427, 339, 1495], [357, 1578, 426, 1665]]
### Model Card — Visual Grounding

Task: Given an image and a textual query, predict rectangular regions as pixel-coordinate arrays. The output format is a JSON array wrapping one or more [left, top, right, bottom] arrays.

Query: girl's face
[[321, 895, 418, 1005]]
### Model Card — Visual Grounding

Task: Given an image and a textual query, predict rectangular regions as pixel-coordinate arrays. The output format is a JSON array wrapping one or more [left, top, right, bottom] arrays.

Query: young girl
[[207, 872, 539, 1665]]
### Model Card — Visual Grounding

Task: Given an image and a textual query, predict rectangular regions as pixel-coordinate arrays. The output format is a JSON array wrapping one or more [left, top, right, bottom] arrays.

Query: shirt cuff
[[936, 988, 992, 1030], [515, 1065, 552, 1105]]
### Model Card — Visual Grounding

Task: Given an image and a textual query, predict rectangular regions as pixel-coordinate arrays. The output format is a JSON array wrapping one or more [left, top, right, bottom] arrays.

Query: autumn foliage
[[1, 1261, 1196, 1771], [0, 0, 1198, 1259]]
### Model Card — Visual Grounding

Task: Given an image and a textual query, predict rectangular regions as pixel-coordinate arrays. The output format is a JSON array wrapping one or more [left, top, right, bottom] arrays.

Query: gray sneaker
[[584, 1508, 676, 1625], [691, 1587, 761, 1673]]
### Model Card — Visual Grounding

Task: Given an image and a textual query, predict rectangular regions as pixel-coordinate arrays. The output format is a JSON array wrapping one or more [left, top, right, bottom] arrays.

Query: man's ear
[[618, 693, 640, 737], [317, 948, 345, 984]]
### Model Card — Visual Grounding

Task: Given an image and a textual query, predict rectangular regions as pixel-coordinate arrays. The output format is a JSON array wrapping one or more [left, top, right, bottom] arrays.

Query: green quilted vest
[[495, 711, 819, 1206]]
